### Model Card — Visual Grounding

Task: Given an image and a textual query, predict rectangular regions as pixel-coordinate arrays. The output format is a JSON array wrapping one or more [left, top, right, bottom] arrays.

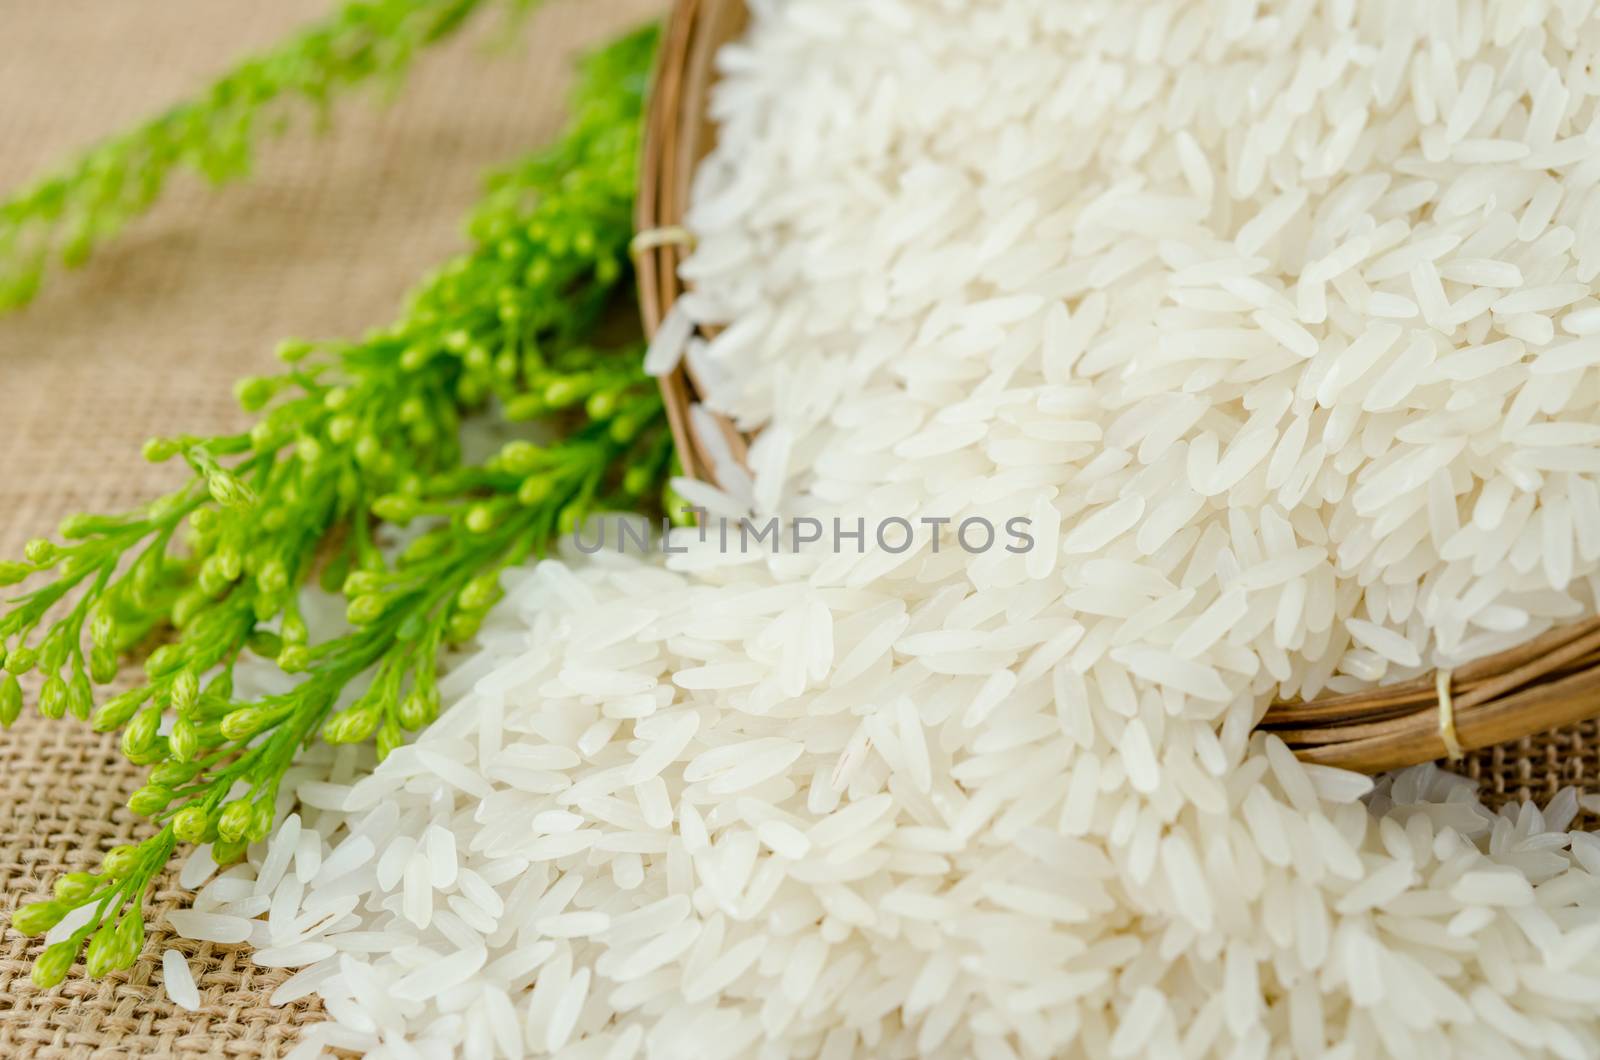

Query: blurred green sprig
[[0, 0, 545, 313]]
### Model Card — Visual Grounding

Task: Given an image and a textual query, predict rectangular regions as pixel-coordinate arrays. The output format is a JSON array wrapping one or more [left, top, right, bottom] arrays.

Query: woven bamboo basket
[[633, 0, 1600, 780]]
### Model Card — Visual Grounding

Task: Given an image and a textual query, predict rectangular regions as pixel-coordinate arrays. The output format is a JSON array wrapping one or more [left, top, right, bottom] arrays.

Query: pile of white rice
[[168, 0, 1600, 1055]]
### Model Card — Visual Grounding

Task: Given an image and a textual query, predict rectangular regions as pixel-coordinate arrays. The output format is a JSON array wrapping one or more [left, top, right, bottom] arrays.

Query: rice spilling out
[[195, 1, 1600, 1056]]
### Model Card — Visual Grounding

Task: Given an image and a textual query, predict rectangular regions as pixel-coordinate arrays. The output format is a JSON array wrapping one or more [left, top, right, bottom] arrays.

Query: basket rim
[[635, 0, 749, 492]]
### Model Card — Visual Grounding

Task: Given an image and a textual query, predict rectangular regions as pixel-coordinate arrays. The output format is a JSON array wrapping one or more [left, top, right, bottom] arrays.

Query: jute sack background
[[0, 0, 1594, 1056], [0, 1, 663, 1055]]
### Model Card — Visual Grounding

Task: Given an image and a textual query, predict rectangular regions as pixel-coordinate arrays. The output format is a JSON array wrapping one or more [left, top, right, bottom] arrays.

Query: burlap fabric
[[0, 1, 662, 1055], [0, 0, 1594, 1056]]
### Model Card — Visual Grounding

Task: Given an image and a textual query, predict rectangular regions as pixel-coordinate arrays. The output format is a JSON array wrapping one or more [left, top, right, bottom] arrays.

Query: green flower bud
[[518, 475, 554, 506], [89, 646, 118, 685], [67, 671, 93, 721], [323, 386, 351, 411], [341, 570, 383, 597], [249, 419, 281, 453], [256, 557, 289, 595], [295, 435, 324, 465], [172, 805, 209, 844], [150, 757, 198, 787], [370, 495, 416, 523], [212, 838, 247, 866], [399, 344, 433, 372], [84, 921, 117, 978], [610, 412, 647, 443], [124, 737, 168, 767], [54, 872, 98, 903], [88, 603, 118, 651], [280, 612, 308, 647], [494, 350, 518, 381], [447, 611, 482, 644], [217, 545, 242, 582], [322, 705, 380, 744], [375, 720, 403, 762], [251, 596, 280, 628], [1, 675, 22, 728], [23, 538, 57, 565], [465, 505, 496, 534], [397, 396, 427, 424], [457, 574, 499, 613], [277, 644, 311, 673], [247, 630, 284, 659], [497, 441, 543, 475], [503, 393, 544, 421], [248, 800, 276, 843], [31, 940, 78, 989], [39, 676, 67, 720], [114, 913, 143, 970], [11, 900, 68, 936], [120, 706, 162, 758], [0, 560, 32, 586], [354, 434, 383, 469], [233, 375, 275, 412], [543, 377, 586, 407], [397, 686, 438, 731], [275, 339, 312, 364], [141, 437, 182, 463], [6, 646, 38, 675], [400, 533, 447, 565], [127, 785, 174, 817], [345, 595, 387, 627], [326, 414, 357, 443], [91, 689, 146, 733], [623, 465, 655, 496], [145, 644, 184, 678], [58, 512, 106, 539], [189, 507, 219, 535], [168, 721, 197, 766], [217, 800, 254, 843], [206, 470, 254, 510], [220, 707, 271, 741], [101, 845, 139, 879], [585, 389, 619, 420], [170, 669, 200, 713]]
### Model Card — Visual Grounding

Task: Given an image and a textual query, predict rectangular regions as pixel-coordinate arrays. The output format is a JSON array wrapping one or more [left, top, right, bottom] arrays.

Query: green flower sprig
[[0, 0, 540, 313], [10, 357, 669, 988], [3, 24, 667, 986]]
